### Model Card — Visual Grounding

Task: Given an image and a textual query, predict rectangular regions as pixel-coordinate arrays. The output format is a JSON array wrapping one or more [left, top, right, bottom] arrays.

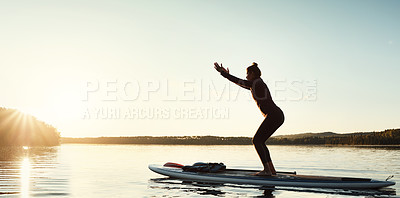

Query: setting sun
[[0, 108, 60, 146]]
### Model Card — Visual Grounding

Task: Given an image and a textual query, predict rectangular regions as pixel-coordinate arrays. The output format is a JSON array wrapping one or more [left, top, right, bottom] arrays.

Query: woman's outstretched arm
[[214, 62, 252, 90]]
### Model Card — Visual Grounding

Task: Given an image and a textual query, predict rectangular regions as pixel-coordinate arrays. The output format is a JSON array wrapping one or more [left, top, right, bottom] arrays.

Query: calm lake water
[[0, 144, 399, 197]]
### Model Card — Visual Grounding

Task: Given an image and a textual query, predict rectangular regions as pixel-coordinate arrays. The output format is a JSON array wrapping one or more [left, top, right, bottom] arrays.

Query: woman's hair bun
[[247, 62, 261, 77]]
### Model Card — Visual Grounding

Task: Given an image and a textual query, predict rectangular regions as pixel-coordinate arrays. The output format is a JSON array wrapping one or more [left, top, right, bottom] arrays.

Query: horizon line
[[60, 128, 399, 138]]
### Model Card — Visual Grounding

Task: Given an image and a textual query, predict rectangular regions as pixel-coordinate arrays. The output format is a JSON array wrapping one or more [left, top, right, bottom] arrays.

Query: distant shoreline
[[61, 128, 400, 146], [60, 142, 400, 148]]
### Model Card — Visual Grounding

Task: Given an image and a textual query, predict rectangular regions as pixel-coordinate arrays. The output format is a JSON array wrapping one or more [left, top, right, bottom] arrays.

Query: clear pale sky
[[1, 0, 399, 137]]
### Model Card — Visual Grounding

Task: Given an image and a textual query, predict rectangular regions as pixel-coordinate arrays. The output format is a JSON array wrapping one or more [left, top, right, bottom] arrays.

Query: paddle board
[[148, 163, 395, 189]]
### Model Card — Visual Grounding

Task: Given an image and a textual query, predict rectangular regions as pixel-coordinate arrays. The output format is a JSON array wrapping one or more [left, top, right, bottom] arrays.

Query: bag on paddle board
[[182, 162, 226, 173]]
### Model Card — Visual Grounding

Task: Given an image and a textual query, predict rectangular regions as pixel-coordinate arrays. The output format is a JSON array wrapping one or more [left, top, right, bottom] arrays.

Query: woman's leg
[[252, 109, 284, 175], [267, 161, 276, 175], [252, 119, 276, 174]]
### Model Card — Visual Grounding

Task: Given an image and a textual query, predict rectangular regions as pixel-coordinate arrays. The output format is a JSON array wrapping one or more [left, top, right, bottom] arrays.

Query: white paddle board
[[149, 163, 395, 189]]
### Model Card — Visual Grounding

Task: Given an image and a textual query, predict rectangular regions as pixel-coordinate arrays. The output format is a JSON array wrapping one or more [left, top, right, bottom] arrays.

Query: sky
[[1, 0, 399, 137]]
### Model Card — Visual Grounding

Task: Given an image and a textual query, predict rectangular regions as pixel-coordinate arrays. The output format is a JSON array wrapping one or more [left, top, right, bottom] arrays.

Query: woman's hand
[[214, 62, 229, 74]]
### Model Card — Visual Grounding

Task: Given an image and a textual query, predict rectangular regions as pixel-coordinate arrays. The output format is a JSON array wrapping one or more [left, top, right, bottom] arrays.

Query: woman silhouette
[[214, 62, 284, 176]]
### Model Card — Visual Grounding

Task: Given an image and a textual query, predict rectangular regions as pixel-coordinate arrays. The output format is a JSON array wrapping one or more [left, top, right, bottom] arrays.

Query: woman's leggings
[[252, 108, 284, 165]]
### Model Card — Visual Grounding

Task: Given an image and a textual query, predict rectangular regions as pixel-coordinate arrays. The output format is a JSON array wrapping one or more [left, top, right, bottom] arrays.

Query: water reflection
[[150, 177, 277, 197], [20, 158, 30, 198], [150, 177, 396, 197], [149, 178, 227, 196], [0, 146, 67, 197]]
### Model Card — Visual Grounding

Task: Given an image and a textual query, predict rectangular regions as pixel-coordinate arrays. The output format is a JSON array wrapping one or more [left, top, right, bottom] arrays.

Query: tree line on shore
[[62, 128, 400, 145], [268, 129, 400, 145], [0, 108, 60, 146]]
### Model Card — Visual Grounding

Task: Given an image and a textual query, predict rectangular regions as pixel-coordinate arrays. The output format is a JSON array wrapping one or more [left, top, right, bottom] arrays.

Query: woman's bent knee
[[252, 137, 263, 145]]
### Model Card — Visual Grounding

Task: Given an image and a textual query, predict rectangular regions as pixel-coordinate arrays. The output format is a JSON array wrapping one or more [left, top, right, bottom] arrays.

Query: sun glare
[[21, 90, 84, 130], [20, 157, 31, 198]]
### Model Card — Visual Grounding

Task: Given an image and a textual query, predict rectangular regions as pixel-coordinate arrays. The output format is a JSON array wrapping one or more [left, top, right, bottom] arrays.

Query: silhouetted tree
[[0, 107, 60, 146]]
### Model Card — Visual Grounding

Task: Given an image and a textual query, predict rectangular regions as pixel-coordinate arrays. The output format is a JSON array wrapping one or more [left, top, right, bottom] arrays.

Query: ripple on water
[[0, 146, 69, 197]]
